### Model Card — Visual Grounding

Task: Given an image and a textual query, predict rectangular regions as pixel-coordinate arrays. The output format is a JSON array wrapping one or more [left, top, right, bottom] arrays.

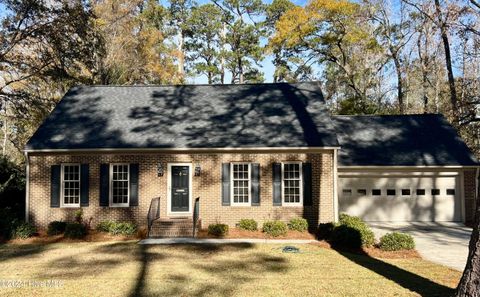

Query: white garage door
[[338, 173, 463, 222]]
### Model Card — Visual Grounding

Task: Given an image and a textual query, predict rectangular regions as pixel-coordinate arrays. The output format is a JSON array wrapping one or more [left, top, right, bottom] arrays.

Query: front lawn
[[0, 241, 460, 297]]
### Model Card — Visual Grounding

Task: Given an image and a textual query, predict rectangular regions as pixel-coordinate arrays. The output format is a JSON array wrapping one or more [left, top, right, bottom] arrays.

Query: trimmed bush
[[330, 214, 375, 249], [238, 219, 258, 231], [74, 209, 83, 223], [96, 220, 115, 233], [11, 222, 36, 239], [262, 221, 287, 237], [208, 224, 229, 237], [47, 221, 67, 236], [379, 232, 415, 251], [317, 222, 336, 240], [64, 223, 87, 239], [109, 222, 137, 236], [288, 218, 308, 232]]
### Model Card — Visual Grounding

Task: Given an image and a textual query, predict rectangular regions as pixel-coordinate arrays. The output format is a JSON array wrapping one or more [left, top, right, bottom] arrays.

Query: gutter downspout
[[476, 167, 479, 215], [25, 151, 29, 223], [333, 148, 339, 223]]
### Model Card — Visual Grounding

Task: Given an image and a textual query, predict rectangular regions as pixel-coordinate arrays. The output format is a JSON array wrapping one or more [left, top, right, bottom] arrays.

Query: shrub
[[379, 232, 415, 251], [64, 223, 87, 239], [0, 208, 19, 239], [74, 209, 83, 223], [330, 214, 375, 249], [317, 222, 336, 240], [262, 221, 287, 237], [47, 221, 67, 236], [96, 220, 115, 233], [238, 219, 258, 231], [109, 222, 137, 236], [207, 223, 229, 237], [288, 218, 308, 232], [11, 222, 36, 239]]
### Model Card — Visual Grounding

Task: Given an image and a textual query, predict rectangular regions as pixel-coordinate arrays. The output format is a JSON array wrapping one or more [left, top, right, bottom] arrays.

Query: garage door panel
[[339, 174, 462, 222]]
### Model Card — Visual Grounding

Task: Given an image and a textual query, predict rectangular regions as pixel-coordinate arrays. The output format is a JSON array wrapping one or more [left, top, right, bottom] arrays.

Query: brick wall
[[464, 169, 478, 224], [28, 151, 335, 230]]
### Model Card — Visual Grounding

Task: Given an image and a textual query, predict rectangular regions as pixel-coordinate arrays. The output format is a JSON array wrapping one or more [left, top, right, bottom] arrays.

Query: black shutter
[[80, 164, 89, 207], [99, 164, 109, 207], [50, 165, 61, 208], [272, 163, 282, 206], [129, 163, 139, 206], [221, 163, 230, 206], [251, 163, 260, 206], [303, 163, 312, 206]]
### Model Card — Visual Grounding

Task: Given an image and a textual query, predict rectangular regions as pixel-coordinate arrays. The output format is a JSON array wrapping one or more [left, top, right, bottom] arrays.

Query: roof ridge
[[74, 81, 320, 88]]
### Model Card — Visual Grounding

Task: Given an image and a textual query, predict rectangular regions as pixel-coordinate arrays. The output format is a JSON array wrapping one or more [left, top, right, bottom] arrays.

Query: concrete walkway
[[369, 222, 472, 271], [139, 238, 317, 245]]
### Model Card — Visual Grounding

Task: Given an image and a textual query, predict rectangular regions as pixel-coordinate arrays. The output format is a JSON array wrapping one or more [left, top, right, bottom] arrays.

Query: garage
[[338, 170, 463, 222], [333, 115, 479, 223]]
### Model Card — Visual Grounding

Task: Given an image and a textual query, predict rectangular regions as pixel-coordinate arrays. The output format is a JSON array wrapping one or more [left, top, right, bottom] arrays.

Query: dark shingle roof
[[334, 114, 479, 166], [25, 82, 339, 150]]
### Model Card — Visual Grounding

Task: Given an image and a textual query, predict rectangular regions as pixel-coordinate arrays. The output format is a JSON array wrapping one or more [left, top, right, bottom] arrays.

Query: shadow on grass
[[332, 247, 454, 296], [128, 242, 288, 297], [0, 243, 50, 262]]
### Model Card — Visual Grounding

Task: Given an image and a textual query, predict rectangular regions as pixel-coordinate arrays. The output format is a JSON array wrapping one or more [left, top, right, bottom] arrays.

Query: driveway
[[369, 222, 472, 271]]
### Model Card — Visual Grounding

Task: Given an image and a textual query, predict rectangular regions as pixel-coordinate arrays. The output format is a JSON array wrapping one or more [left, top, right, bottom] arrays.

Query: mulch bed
[[6, 230, 142, 245], [309, 240, 420, 259], [197, 228, 316, 240]]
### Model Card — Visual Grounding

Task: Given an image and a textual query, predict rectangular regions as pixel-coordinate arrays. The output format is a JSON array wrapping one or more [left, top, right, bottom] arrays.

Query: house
[[24, 82, 479, 237]]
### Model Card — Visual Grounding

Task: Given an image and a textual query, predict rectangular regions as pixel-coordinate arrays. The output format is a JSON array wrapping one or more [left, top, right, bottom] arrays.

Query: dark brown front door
[[171, 166, 189, 212]]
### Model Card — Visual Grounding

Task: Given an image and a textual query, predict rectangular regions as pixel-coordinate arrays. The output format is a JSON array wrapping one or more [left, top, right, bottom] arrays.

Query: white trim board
[[167, 163, 193, 216]]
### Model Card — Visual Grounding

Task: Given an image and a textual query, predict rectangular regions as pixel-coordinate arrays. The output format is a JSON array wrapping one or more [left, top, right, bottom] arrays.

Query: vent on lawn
[[282, 246, 300, 253]]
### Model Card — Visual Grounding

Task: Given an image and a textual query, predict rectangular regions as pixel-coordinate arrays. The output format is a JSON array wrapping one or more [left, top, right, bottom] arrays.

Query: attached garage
[[334, 115, 479, 223], [338, 169, 463, 222]]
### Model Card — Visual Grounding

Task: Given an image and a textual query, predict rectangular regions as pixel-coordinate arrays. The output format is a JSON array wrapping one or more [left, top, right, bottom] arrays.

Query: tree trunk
[[238, 56, 243, 84], [434, 0, 458, 122], [178, 30, 185, 79], [454, 204, 480, 297], [220, 23, 226, 84], [392, 51, 404, 113]]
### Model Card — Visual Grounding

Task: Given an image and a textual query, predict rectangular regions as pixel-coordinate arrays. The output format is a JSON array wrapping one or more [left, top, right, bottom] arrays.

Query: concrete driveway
[[369, 222, 472, 271]]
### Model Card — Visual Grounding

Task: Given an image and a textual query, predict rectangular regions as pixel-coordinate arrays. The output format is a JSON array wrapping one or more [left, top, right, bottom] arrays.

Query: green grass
[[0, 241, 461, 297]]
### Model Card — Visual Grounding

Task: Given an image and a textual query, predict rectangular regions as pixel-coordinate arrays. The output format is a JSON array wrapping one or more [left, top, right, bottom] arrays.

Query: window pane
[[343, 189, 352, 195], [401, 189, 411, 196], [372, 189, 381, 196], [387, 189, 396, 196], [283, 163, 301, 204], [232, 163, 250, 204], [416, 189, 425, 195], [357, 189, 367, 195], [63, 165, 80, 205], [431, 189, 440, 196], [446, 189, 455, 195], [112, 164, 129, 205]]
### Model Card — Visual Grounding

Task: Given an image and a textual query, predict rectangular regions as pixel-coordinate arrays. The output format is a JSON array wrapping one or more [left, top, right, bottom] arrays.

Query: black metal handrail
[[147, 197, 161, 237], [192, 197, 200, 237]]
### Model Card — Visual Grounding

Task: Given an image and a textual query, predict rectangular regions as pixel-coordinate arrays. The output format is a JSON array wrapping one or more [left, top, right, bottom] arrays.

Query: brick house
[[24, 82, 479, 237]]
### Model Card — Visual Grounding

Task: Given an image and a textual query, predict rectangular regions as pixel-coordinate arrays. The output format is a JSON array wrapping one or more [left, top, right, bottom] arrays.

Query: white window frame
[[110, 163, 130, 207], [60, 163, 81, 208], [230, 162, 251, 206], [281, 162, 303, 206]]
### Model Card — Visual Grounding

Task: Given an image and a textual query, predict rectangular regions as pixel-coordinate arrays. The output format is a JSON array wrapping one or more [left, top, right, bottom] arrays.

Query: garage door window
[[401, 189, 410, 196], [446, 189, 455, 195], [357, 189, 367, 196], [416, 189, 425, 195], [342, 189, 352, 196], [431, 189, 440, 196], [372, 189, 381, 196], [387, 189, 396, 196]]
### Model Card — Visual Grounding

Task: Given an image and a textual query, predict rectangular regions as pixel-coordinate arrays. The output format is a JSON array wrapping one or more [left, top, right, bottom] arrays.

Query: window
[[416, 189, 426, 195], [61, 164, 80, 207], [387, 189, 396, 196], [431, 189, 440, 196], [231, 163, 250, 205], [446, 189, 456, 195], [342, 189, 352, 195], [372, 189, 381, 196], [402, 189, 411, 196], [111, 164, 129, 206], [357, 189, 367, 196], [282, 162, 302, 205]]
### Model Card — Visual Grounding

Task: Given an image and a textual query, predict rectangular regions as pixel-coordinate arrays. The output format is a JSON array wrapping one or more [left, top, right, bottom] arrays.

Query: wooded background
[[0, 0, 479, 164]]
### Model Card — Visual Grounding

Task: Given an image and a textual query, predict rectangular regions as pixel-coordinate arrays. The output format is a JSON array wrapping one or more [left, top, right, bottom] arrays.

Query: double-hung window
[[110, 164, 129, 207], [231, 163, 251, 206], [61, 164, 80, 207], [282, 162, 302, 205]]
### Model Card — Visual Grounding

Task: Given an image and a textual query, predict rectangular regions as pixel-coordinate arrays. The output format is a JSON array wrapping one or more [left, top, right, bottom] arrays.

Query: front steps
[[149, 218, 200, 238]]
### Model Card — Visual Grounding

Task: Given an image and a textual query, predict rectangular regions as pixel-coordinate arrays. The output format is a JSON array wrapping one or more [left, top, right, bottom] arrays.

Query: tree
[[184, 4, 224, 83], [270, 0, 384, 113], [213, 0, 265, 83]]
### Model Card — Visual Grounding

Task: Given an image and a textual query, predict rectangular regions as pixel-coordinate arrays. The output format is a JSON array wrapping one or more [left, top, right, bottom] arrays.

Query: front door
[[171, 165, 190, 212]]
